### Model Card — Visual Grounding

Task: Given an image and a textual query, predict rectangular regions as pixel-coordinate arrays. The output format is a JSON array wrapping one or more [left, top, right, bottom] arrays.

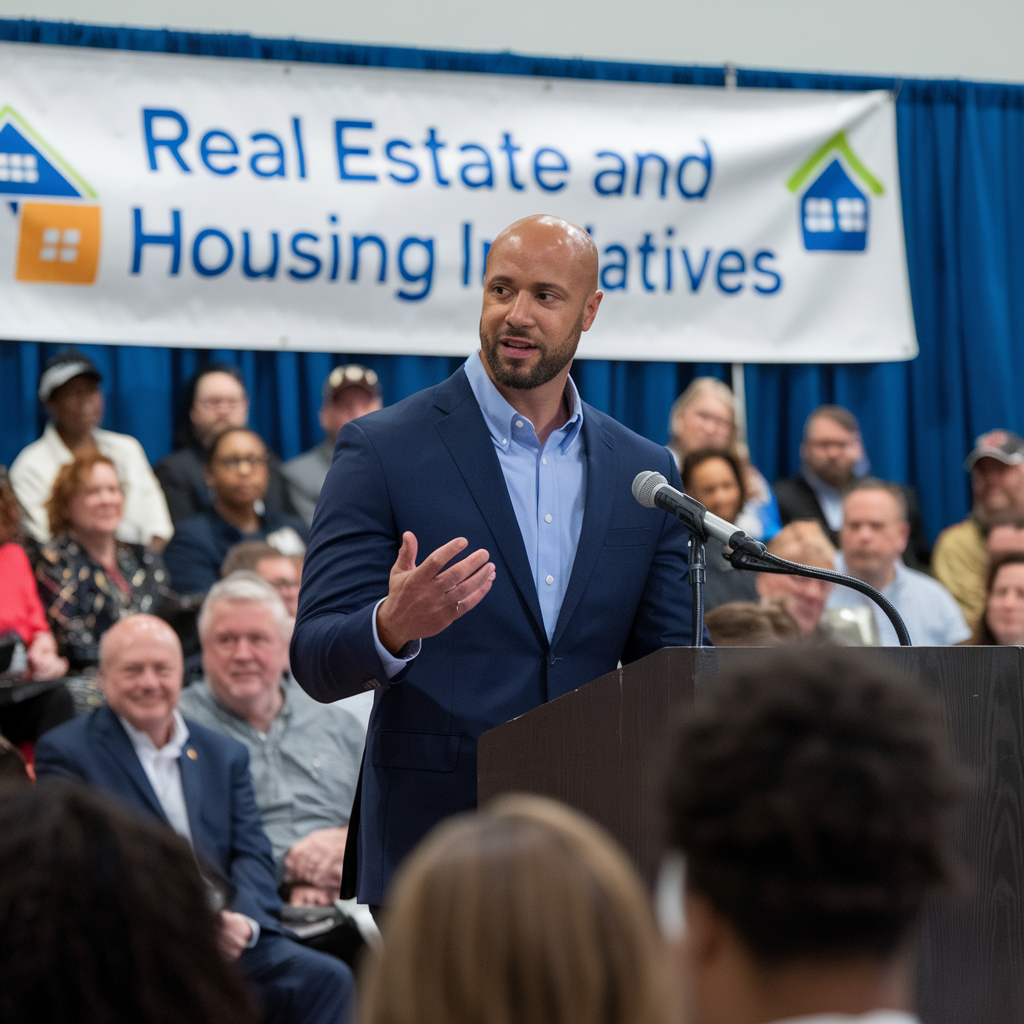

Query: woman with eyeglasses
[[163, 428, 308, 597], [154, 364, 299, 526], [34, 453, 175, 713]]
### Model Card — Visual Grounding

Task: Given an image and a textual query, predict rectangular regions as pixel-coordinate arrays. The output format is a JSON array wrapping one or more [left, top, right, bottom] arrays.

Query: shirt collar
[[802, 466, 844, 501], [463, 351, 584, 454], [119, 708, 190, 759]]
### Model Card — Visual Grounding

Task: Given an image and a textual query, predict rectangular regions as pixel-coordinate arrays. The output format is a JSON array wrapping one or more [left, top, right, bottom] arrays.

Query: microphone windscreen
[[632, 470, 668, 508]]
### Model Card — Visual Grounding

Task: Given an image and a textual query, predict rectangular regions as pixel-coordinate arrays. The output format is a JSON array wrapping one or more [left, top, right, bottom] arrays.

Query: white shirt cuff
[[243, 916, 261, 949], [371, 597, 421, 678]]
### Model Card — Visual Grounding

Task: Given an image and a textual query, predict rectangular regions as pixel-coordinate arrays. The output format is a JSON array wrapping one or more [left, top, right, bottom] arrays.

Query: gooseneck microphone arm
[[631, 470, 912, 647]]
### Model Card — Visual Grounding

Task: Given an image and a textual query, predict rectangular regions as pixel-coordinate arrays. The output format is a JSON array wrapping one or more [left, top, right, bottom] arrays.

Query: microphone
[[631, 471, 766, 556]]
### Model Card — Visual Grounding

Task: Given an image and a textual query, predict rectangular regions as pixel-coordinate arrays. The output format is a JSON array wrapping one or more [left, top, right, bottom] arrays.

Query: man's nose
[[505, 291, 534, 326]]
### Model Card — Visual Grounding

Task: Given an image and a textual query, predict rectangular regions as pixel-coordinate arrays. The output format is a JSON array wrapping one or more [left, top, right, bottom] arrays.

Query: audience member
[[34, 615, 354, 1024], [0, 781, 256, 1024], [704, 600, 799, 646], [9, 349, 172, 547], [0, 470, 72, 744], [773, 405, 930, 569], [164, 428, 308, 596], [827, 480, 969, 646], [282, 366, 383, 526], [179, 574, 364, 907], [962, 552, 1024, 646], [668, 376, 781, 540], [222, 540, 302, 617], [986, 510, 1024, 562], [35, 453, 175, 713], [155, 364, 297, 526], [681, 447, 759, 609], [934, 430, 1024, 625], [662, 648, 961, 1024], [360, 794, 678, 1024]]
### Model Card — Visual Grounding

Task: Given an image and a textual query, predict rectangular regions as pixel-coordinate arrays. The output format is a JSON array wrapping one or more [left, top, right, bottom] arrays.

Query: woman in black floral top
[[35, 453, 174, 708]]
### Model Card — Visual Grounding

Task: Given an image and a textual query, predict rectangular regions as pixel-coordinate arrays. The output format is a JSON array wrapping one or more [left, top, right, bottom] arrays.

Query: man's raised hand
[[376, 532, 495, 656]]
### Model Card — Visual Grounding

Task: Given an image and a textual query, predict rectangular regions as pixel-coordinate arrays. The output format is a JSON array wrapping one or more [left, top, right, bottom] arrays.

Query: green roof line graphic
[[786, 130, 884, 197], [0, 104, 97, 198]]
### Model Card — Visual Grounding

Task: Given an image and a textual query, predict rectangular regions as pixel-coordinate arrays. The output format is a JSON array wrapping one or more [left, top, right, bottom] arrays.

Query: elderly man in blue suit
[[35, 614, 353, 1024], [291, 214, 699, 910]]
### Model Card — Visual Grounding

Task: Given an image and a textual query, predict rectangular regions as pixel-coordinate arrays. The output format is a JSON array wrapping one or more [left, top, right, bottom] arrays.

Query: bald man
[[293, 215, 698, 908], [34, 615, 354, 1024]]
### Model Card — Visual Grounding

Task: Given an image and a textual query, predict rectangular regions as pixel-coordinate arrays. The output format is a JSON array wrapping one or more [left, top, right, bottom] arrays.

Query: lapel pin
[[186, 748, 198, 760]]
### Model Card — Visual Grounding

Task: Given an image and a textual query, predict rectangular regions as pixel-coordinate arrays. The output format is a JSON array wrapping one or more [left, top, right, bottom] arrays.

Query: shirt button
[[501, 438, 507, 445], [545, 574, 554, 585], [516, 420, 524, 428], [542, 457, 547, 465], [545, 514, 553, 523]]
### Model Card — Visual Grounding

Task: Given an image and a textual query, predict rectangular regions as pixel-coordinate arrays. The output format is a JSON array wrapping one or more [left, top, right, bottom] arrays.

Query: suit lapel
[[551, 410, 618, 648], [433, 370, 545, 636], [95, 706, 167, 823], [177, 734, 207, 846]]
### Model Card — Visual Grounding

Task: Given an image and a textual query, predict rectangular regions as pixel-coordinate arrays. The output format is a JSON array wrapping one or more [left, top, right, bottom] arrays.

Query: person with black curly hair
[[0, 781, 256, 1024], [661, 648, 962, 1024]]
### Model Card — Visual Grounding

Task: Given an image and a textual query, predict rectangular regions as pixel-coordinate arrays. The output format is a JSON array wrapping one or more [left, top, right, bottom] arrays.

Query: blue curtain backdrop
[[2, 20, 1024, 544]]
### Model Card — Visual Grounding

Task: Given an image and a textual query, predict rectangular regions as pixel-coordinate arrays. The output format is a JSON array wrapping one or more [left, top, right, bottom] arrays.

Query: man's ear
[[897, 521, 910, 555], [581, 290, 604, 332]]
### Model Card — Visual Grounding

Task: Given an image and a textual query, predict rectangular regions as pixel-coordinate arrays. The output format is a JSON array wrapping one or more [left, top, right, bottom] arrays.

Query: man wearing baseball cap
[[281, 365, 383, 526], [9, 349, 173, 547], [933, 429, 1024, 624]]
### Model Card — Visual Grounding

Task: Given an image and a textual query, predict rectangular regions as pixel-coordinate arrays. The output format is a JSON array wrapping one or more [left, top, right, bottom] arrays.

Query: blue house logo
[[787, 132, 883, 254], [0, 106, 94, 204]]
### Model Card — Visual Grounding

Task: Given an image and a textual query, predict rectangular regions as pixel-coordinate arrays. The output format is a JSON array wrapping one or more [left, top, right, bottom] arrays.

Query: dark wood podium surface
[[478, 646, 1024, 1024]]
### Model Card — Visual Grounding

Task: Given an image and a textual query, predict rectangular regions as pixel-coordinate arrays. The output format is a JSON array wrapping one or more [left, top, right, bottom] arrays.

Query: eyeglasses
[[196, 396, 247, 409], [265, 577, 300, 592], [215, 455, 268, 470]]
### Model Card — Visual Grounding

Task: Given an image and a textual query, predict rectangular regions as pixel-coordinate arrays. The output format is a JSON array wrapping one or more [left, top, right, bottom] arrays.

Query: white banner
[[0, 43, 917, 362]]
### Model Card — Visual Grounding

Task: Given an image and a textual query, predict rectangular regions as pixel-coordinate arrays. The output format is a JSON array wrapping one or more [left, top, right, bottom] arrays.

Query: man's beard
[[480, 307, 585, 391], [808, 459, 855, 489]]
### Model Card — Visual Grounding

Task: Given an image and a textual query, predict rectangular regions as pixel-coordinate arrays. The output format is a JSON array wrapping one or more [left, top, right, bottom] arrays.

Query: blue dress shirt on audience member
[[163, 427, 308, 595]]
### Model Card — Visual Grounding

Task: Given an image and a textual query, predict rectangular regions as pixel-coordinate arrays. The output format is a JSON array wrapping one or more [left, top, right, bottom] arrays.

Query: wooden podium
[[478, 646, 1024, 1024]]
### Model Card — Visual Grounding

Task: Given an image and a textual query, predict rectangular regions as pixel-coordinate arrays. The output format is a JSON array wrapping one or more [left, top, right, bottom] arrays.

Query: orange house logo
[[0, 106, 101, 285]]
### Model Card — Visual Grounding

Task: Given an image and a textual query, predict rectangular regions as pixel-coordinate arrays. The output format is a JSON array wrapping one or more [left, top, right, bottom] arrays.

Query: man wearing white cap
[[281, 365, 383, 526], [9, 349, 173, 547], [933, 428, 1024, 624]]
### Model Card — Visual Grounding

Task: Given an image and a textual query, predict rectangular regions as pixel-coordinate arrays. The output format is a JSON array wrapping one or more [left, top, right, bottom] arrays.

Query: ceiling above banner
[[0, 43, 917, 363]]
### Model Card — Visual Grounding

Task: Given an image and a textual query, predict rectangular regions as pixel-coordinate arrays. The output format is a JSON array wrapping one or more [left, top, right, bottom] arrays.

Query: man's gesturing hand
[[376, 532, 495, 656]]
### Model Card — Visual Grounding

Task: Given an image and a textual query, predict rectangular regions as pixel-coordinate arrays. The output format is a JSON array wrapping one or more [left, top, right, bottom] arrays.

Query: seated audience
[[986, 510, 1024, 561], [35, 453, 174, 713], [934, 431, 1024, 624], [179, 574, 365, 907], [827, 480, 969, 646], [773, 405, 930, 570], [282, 365, 383, 526], [668, 376, 781, 541], [662, 648, 961, 1024], [9, 349, 172, 547], [705, 600, 799, 646], [156, 364, 297, 526], [681, 447, 759, 609], [360, 794, 678, 1024], [0, 470, 72, 744], [222, 540, 302, 617], [34, 615, 354, 1024], [963, 552, 1024, 646], [0, 782, 256, 1024], [163, 428, 308, 596], [754, 520, 865, 644]]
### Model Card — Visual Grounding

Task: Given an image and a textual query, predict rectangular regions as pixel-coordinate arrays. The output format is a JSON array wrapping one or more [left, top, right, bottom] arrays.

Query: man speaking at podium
[[291, 215, 698, 908]]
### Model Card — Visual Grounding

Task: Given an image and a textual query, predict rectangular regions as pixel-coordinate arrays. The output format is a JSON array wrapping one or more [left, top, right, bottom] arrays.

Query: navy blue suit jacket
[[291, 366, 697, 904], [34, 705, 281, 932]]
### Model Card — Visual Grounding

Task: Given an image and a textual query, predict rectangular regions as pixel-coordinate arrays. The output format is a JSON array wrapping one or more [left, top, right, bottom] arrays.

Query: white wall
[[2, 0, 1023, 84]]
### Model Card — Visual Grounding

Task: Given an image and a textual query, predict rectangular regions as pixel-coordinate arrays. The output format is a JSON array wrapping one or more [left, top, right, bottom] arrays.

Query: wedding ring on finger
[[456, 600, 462, 614]]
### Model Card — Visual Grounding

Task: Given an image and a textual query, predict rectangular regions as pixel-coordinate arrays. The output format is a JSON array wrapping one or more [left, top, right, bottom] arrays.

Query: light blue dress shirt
[[803, 468, 845, 533], [463, 351, 586, 641]]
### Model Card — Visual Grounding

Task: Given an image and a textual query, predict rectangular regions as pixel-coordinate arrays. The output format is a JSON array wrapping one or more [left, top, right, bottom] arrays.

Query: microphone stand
[[688, 534, 707, 649], [723, 546, 912, 647]]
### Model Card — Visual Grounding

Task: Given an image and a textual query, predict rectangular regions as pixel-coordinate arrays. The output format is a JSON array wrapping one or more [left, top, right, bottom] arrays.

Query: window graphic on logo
[[786, 132, 883, 254], [16, 203, 101, 284], [0, 105, 101, 285]]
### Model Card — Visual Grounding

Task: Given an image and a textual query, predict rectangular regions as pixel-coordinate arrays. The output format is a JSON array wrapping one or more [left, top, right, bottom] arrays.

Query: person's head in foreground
[[756, 520, 836, 635], [360, 794, 679, 1024], [662, 648, 962, 1024], [966, 551, 1024, 645], [705, 601, 799, 647], [0, 781, 254, 1024], [221, 540, 302, 617]]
